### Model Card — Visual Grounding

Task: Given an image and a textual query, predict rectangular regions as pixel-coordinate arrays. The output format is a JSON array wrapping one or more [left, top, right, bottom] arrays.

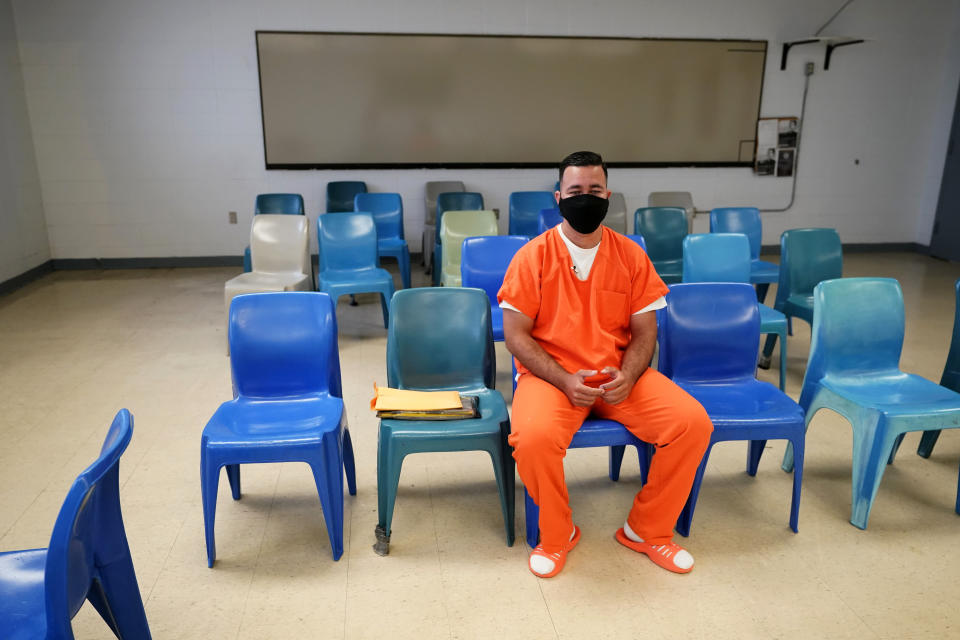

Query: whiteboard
[[256, 32, 767, 169]]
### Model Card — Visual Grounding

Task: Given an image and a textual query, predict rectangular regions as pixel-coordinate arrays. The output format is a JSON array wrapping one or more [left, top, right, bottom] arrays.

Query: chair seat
[[571, 418, 645, 448], [0, 549, 48, 640], [204, 396, 345, 449], [784, 293, 814, 321], [822, 373, 960, 417], [226, 271, 310, 296], [750, 259, 779, 283], [378, 238, 408, 252], [759, 304, 787, 334], [379, 388, 507, 441], [653, 259, 683, 283], [677, 379, 805, 430]]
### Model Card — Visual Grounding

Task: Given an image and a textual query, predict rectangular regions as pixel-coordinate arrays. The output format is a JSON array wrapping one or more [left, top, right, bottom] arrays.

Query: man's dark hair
[[559, 150, 608, 183]]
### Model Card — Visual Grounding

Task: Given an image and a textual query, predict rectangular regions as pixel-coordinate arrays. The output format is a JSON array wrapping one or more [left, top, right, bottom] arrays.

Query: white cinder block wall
[[8, 0, 960, 261], [0, 0, 48, 282]]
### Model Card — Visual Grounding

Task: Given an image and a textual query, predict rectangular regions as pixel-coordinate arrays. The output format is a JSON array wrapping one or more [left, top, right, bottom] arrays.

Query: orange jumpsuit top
[[497, 226, 669, 376]]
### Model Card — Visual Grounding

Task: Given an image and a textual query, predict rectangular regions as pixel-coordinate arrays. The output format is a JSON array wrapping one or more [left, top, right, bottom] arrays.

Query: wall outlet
[[805, 62, 815, 76], [228, 211, 237, 224]]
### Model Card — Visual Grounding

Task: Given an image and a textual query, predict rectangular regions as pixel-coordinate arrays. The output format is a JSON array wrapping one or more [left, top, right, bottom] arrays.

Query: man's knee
[[679, 396, 713, 447]]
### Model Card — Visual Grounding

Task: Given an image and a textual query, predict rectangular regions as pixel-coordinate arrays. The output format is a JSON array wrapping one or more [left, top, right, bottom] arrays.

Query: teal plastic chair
[[243, 193, 305, 272], [317, 212, 394, 328], [781, 278, 960, 529], [354, 192, 411, 289], [375, 288, 514, 554], [917, 279, 960, 458], [326, 181, 367, 212], [709, 207, 779, 303], [682, 233, 789, 391], [634, 207, 687, 284], [762, 228, 842, 365], [433, 192, 484, 286], [0, 409, 152, 639]]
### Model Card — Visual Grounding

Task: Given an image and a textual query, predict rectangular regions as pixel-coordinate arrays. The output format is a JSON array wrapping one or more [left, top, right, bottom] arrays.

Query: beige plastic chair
[[606, 192, 628, 234], [423, 181, 465, 271], [224, 215, 312, 346], [440, 210, 498, 287], [648, 192, 695, 233]]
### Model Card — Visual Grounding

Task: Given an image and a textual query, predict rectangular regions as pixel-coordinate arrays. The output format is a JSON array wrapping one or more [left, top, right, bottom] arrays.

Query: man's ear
[[555, 191, 561, 204]]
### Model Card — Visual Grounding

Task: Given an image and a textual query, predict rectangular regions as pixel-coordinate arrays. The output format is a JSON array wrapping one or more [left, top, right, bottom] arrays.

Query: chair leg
[[756, 283, 770, 304], [675, 445, 712, 538], [524, 487, 539, 548], [638, 443, 653, 485], [778, 328, 787, 392], [200, 452, 220, 568], [761, 331, 778, 361], [88, 554, 152, 639], [608, 445, 626, 481], [850, 416, 895, 530], [918, 429, 941, 458], [376, 437, 405, 542], [399, 248, 411, 289], [887, 433, 906, 465], [226, 464, 241, 500], [310, 431, 345, 560], [788, 436, 804, 533], [379, 292, 390, 328], [747, 440, 767, 476], [486, 442, 515, 547], [343, 428, 357, 496]]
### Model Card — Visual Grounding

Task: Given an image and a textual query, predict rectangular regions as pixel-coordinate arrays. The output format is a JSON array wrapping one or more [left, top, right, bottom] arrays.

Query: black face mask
[[558, 194, 609, 234]]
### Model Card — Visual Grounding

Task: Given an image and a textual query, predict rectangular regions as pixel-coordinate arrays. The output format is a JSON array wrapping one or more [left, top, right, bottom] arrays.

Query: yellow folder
[[370, 384, 463, 412]]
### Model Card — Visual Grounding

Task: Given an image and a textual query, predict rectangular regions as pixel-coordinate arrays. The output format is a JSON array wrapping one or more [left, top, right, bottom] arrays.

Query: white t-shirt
[[500, 224, 666, 316]]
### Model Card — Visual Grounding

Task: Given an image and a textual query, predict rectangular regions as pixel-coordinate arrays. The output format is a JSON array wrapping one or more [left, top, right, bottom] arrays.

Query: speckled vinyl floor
[[1, 251, 958, 639]]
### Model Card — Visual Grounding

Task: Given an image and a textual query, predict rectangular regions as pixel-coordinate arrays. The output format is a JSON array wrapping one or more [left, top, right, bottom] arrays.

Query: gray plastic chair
[[423, 181, 465, 271], [606, 192, 628, 234], [648, 192, 695, 233]]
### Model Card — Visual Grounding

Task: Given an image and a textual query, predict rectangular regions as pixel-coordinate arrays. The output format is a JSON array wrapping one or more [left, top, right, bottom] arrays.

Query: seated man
[[499, 150, 713, 578]]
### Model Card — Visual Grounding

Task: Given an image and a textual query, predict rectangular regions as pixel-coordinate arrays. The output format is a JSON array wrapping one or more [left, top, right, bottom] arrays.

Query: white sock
[[622, 521, 694, 570], [623, 521, 643, 542], [529, 527, 577, 576]]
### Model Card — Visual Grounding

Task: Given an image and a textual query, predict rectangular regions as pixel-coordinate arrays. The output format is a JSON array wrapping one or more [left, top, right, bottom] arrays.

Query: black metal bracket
[[781, 37, 865, 70], [825, 39, 865, 69]]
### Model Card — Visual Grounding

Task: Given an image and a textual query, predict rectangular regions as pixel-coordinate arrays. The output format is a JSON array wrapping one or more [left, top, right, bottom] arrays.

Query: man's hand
[[562, 369, 606, 407], [598, 366, 635, 405]]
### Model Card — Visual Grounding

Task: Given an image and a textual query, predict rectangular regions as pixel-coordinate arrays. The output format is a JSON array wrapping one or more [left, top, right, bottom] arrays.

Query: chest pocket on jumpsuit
[[595, 289, 629, 334]]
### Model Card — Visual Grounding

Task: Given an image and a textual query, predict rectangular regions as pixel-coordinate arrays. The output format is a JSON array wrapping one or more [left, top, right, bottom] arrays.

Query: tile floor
[[0, 251, 958, 639]]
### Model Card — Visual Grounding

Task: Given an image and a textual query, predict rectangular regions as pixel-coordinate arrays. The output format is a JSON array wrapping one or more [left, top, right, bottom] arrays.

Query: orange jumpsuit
[[498, 226, 713, 552]]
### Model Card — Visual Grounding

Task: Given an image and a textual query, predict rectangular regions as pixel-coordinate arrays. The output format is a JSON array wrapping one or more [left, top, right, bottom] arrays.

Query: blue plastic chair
[[243, 193, 305, 272], [761, 228, 842, 364], [433, 192, 485, 286], [710, 207, 779, 302], [460, 235, 528, 342], [317, 212, 394, 328], [537, 208, 562, 235], [634, 207, 687, 284], [657, 283, 806, 536], [682, 233, 789, 391], [509, 191, 556, 238], [511, 362, 652, 548], [202, 292, 357, 566], [354, 192, 411, 290], [917, 279, 960, 459], [326, 181, 367, 212], [0, 409, 152, 639], [376, 288, 514, 554], [626, 234, 647, 252], [780, 278, 960, 528]]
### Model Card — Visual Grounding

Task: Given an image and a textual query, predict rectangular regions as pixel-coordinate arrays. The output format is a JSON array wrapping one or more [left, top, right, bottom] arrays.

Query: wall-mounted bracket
[[781, 36, 866, 70]]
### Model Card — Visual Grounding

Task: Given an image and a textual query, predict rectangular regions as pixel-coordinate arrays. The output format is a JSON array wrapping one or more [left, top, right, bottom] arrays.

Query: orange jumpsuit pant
[[509, 367, 712, 552]]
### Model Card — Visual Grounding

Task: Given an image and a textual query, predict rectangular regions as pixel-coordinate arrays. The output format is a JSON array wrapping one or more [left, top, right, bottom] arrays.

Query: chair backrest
[[710, 207, 763, 260], [682, 233, 752, 283], [326, 181, 367, 212], [436, 192, 484, 228], [943, 279, 960, 391], [509, 191, 556, 237], [354, 192, 404, 240], [804, 278, 904, 388], [658, 282, 761, 384], [229, 292, 341, 399], [606, 192, 628, 234], [317, 212, 379, 273], [44, 408, 150, 638], [255, 193, 305, 215], [779, 228, 843, 299], [441, 211, 499, 278], [626, 234, 647, 252], [425, 181, 465, 225], [250, 215, 310, 275], [648, 191, 694, 230], [634, 207, 688, 262], [388, 288, 494, 392], [461, 235, 528, 305], [537, 208, 562, 235]]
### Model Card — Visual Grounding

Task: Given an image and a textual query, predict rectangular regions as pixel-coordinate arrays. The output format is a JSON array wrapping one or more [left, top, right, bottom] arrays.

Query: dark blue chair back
[[255, 193, 304, 215], [318, 212, 379, 274], [510, 191, 556, 237], [634, 207, 688, 263], [354, 192, 404, 240], [537, 208, 562, 235], [327, 181, 367, 212], [709, 207, 762, 260], [387, 288, 494, 392], [436, 192, 484, 225]]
